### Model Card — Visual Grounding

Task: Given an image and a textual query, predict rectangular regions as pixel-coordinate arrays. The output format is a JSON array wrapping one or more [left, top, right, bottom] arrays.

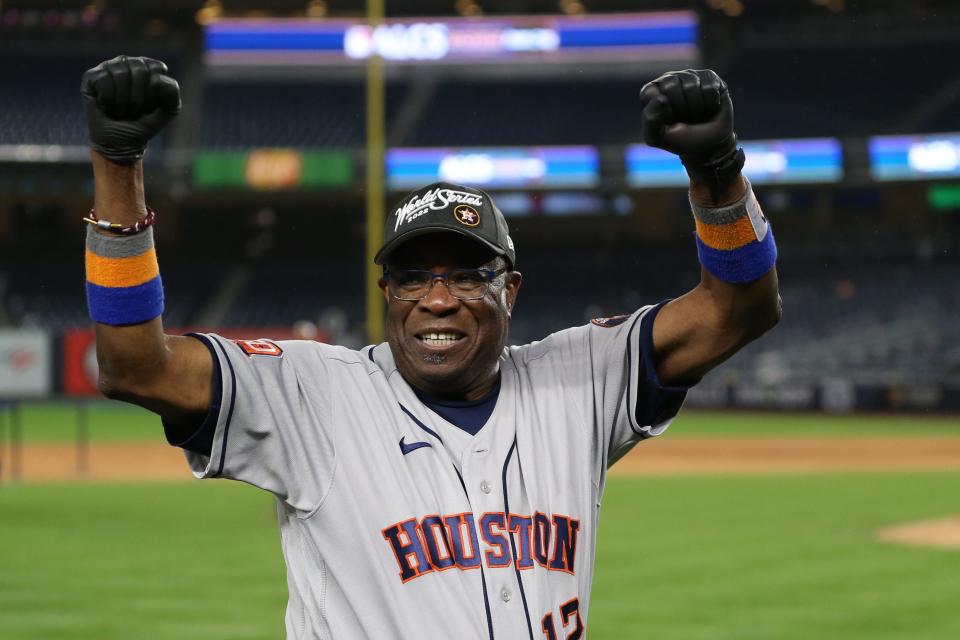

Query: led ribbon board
[[194, 150, 353, 189], [870, 134, 960, 180], [205, 12, 697, 65], [626, 138, 843, 186], [386, 147, 599, 189]]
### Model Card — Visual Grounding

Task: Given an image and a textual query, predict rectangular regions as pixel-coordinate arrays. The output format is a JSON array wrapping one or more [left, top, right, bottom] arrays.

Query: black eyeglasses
[[384, 268, 506, 301]]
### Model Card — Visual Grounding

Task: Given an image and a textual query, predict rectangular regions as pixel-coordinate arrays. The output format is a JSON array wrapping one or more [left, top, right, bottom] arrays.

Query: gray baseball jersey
[[174, 302, 687, 639]]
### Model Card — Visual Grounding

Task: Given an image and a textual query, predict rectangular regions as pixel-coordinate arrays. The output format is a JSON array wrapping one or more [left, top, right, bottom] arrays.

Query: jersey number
[[541, 598, 583, 640]]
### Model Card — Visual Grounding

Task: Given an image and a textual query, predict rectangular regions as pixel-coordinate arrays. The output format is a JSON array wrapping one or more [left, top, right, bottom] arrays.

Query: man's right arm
[[83, 56, 212, 436]]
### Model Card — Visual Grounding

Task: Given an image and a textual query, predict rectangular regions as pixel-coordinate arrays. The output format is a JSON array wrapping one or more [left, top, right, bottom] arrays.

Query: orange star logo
[[453, 205, 480, 227]]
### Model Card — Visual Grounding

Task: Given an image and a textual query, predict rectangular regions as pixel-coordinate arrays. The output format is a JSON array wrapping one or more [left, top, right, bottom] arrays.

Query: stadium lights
[[306, 0, 328, 19], [812, 0, 845, 13], [707, 0, 744, 17], [559, 0, 586, 16], [454, 0, 483, 17], [196, 0, 223, 26], [0, 145, 88, 163], [1, 5, 110, 30]]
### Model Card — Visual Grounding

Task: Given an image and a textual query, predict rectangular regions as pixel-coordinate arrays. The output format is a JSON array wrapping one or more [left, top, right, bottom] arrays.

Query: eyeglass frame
[[382, 267, 508, 301]]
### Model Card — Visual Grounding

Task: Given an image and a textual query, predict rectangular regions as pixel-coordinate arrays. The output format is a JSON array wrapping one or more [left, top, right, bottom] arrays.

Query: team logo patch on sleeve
[[590, 314, 631, 328], [234, 339, 283, 357]]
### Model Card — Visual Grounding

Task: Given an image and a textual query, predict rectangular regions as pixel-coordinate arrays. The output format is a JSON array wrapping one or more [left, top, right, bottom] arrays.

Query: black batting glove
[[81, 55, 181, 165], [639, 69, 744, 189]]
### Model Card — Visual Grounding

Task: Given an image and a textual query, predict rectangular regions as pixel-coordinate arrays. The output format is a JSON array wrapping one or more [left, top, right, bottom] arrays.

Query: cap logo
[[454, 205, 480, 227], [394, 188, 484, 232]]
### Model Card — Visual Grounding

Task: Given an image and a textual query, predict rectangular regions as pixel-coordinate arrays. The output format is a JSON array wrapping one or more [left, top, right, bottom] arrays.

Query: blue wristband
[[695, 228, 777, 283]]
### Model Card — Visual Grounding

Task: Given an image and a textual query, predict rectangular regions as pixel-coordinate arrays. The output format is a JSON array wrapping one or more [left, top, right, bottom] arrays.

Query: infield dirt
[[5, 436, 960, 483]]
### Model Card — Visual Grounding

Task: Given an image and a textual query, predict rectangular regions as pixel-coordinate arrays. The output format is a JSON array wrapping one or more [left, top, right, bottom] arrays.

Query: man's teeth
[[420, 333, 461, 346]]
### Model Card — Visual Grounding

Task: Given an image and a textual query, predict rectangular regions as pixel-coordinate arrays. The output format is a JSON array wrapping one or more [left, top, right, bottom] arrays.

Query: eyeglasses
[[384, 267, 506, 301]]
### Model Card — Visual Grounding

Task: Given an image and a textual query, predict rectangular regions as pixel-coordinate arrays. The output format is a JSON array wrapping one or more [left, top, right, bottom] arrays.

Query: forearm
[[692, 265, 781, 344], [653, 174, 781, 386], [639, 69, 781, 385], [82, 56, 209, 420], [94, 321, 167, 394], [688, 171, 780, 335], [87, 154, 169, 393], [91, 152, 147, 222], [689, 173, 747, 208], [654, 268, 779, 385]]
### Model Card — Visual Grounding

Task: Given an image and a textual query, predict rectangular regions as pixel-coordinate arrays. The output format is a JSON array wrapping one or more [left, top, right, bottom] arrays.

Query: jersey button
[[480, 480, 492, 494], [500, 588, 512, 603]]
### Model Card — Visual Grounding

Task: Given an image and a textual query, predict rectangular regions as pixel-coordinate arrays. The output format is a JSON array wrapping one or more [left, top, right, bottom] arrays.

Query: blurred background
[[1, 3, 959, 639], [0, 0, 957, 413], [0, 0, 958, 413]]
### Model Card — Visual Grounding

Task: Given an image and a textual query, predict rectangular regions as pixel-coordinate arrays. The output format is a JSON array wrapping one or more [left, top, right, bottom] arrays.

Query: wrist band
[[83, 207, 156, 235], [691, 178, 777, 283], [85, 225, 164, 325]]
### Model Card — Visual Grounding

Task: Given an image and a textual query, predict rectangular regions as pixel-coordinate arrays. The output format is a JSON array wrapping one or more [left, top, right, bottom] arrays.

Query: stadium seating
[[196, 40, 960, 152], [200, 80, 407, 149], [0, 55, 91, 146], [725, 42, 960, 138], [0, 53, 178, 148], [6, 248, 955, 387], [2, 262, 225, 330], [403, 79, 646, 147]]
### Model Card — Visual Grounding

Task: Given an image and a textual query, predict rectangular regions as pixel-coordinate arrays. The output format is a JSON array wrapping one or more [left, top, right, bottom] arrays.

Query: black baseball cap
[[374, 182, 516, 269]]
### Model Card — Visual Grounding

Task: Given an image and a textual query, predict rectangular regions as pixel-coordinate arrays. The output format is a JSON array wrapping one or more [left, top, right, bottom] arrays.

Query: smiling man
[[375, 185, 522, 403], [82, 56, 780, 639]]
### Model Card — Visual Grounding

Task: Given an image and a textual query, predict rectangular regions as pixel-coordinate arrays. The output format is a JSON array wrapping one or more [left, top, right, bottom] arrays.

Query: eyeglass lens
[[390, 269, 491, 300]]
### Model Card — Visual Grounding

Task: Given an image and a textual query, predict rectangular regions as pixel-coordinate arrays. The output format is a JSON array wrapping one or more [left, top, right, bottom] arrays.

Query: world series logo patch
[[453, 205, 480, 227]]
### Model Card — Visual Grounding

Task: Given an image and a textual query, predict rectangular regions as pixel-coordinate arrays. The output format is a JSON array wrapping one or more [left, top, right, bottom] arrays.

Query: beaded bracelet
[[82, 207, 157, 235]]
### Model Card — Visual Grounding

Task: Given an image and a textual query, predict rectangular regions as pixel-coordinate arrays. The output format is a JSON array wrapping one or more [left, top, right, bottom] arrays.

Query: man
[[82, 56, 779, 639]]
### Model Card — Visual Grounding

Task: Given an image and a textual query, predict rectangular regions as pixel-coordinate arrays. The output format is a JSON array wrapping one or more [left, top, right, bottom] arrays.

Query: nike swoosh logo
[[399, 436, 432, 456]]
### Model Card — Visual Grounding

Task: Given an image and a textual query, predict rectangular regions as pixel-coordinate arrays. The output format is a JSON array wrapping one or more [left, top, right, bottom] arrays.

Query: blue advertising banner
[[626, 138, 843, 187], [205, 12, 697, 66], [386, 146, 599, 189]]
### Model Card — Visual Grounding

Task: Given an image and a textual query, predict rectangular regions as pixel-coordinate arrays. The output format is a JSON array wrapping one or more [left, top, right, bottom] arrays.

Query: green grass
[[591, 472, 960, 640], [4, 402, 958, 445], [0, 401, 161, 444], [668, 410, 960, 438], [0, 481, 286, 640], [2, 473, 959, 639]]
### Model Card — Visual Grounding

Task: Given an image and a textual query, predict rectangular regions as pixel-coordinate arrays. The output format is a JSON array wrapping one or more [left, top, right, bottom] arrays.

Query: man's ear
[[504, 271, 522, 314], [378, 277, 390, 302]]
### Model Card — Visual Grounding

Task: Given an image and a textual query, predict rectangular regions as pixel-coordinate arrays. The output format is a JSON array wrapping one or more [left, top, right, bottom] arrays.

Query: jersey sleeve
[[599, 302, 690, 462], [164, 333, 336, 513], [516, 301, 690, 468]]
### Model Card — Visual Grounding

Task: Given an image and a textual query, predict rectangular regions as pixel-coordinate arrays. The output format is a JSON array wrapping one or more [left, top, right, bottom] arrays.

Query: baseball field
[[1, 402, 959, 639]]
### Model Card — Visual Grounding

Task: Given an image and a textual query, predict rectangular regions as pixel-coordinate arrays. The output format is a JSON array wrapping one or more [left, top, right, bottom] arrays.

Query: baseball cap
[[374, 182, 516, 269]]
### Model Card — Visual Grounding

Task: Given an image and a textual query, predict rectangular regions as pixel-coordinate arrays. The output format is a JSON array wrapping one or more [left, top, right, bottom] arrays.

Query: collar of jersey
[[412, 374, 501, 408]]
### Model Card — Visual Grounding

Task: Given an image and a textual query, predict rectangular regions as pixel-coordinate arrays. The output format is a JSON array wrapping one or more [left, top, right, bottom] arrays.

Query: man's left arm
[[637, 70, 782, 387], [653, 220, 780, 386]]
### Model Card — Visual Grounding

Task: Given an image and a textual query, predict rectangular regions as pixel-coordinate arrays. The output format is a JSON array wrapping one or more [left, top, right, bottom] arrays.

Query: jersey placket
[[456, 367, 536, 639]]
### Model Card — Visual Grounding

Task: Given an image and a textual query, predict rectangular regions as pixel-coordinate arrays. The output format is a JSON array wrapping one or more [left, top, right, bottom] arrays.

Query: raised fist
[[639, 69, 743, 186], [81, 55, 181, 165]]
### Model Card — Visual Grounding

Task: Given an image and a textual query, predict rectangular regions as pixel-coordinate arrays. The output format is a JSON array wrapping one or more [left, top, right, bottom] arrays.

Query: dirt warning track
[[4, 436, 960, 483], [612, 436, 960, 475], [0, 442, 192, 482]]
